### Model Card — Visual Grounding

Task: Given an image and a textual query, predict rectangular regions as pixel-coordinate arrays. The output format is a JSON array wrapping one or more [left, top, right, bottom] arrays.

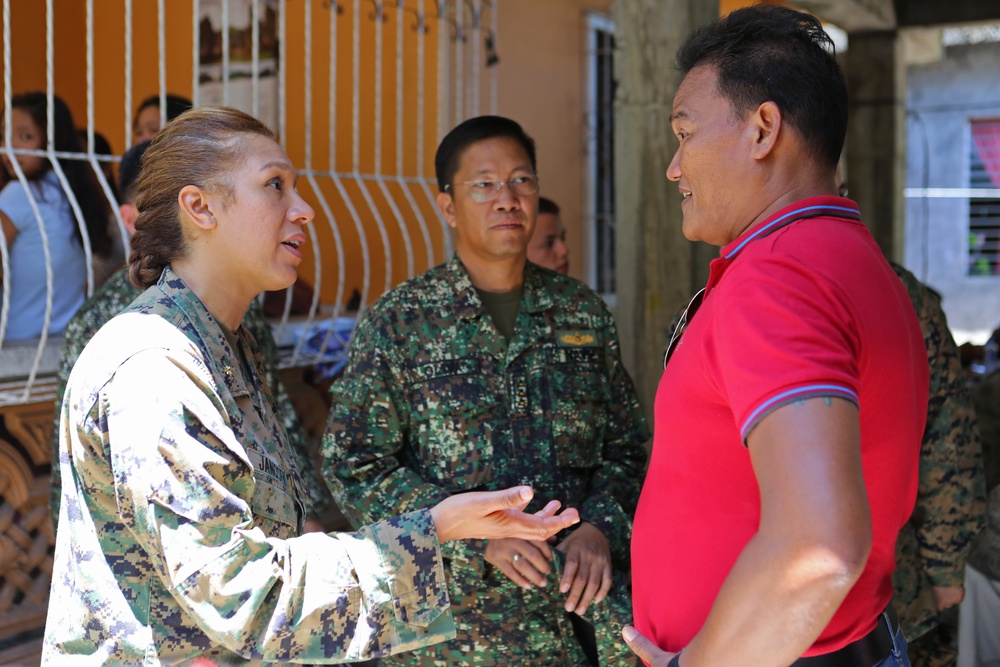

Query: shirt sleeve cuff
[[347, 509, 456, 649], [925, 566, 967, 589], [741, 384, 859, 441]]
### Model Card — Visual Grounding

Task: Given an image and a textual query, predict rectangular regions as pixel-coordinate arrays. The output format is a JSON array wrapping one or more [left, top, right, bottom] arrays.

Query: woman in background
[[0, 92, 112, 340]]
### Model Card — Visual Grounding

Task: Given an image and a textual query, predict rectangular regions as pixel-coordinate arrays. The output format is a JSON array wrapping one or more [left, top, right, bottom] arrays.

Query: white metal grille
[[0, 0, 498, 406]]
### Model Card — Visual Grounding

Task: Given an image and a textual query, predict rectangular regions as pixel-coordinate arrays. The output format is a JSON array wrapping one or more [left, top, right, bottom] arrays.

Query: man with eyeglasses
[[323, 115, 649, 667]]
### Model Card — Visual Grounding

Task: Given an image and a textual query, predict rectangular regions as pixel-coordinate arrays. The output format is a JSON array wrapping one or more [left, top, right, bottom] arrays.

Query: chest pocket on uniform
[[548, 350, 610, 469], [407, 358, 498, 491], [246, 447, 299, 538], [231, 392, 300, 539]]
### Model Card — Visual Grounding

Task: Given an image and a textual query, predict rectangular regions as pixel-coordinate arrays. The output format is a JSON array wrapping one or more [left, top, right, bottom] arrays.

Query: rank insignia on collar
[[556, 330, 598, 347], [223, 364, 235, 379]]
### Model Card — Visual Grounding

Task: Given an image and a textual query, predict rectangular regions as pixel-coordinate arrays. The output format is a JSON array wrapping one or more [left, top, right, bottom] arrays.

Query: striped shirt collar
[[720, 196, 861, 261], [701, 197, 861, 298]]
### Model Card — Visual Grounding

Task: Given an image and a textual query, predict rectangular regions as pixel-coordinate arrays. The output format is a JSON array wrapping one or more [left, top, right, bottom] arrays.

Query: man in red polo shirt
[[622, 6, 928, 667]]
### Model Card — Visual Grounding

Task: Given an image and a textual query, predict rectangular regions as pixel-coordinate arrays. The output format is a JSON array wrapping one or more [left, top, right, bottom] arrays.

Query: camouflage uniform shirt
[[50, 267, 331, 523], [322, 258, 650, 666], [44, 267, 455, 665], [890, 262, 986, 639]]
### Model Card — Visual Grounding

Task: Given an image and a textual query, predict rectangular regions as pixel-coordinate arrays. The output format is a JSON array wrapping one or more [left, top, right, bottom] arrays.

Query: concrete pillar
[[845, 31, 907, 261], [613, 0, 717, 417]]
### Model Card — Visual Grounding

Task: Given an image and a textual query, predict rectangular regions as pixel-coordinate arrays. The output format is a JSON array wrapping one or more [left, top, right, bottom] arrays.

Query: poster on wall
[[197, 0, 280, 132]]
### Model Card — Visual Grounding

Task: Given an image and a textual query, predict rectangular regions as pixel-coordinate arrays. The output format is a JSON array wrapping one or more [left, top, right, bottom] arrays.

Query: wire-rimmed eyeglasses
[[443, 174, 539, 203]]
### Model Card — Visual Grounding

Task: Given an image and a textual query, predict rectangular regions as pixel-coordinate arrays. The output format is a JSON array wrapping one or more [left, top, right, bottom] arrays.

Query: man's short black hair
[[538, 196, 560, 216], [676, 4, 847, 170], [119, 140, 151, 204], [435, 115, 537, 192]]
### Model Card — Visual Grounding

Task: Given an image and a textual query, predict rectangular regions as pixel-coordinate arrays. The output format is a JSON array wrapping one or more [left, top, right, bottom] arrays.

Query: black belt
[[791, 605, 899, 667]]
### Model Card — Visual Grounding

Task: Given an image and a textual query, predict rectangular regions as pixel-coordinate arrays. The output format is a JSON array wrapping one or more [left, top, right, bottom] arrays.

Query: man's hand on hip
[[622, 625, 677, 666]]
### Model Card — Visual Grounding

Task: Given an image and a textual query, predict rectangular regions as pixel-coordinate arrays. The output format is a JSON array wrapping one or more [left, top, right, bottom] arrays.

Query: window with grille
[[969, 118, 1000, 276], [0, 0, 494, 406]]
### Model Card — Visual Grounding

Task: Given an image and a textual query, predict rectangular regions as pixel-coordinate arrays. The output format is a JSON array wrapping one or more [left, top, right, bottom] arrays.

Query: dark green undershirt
[[220, 321, 240, 353], [476, 285, 524, 343]]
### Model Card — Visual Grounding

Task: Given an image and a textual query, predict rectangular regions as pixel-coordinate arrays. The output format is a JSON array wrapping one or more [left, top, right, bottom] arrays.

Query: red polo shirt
[[632, 197, 927, 657]]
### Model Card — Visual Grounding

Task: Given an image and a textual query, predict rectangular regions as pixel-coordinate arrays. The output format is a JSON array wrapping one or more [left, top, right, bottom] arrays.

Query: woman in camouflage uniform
[[44, 106, 578, 666]]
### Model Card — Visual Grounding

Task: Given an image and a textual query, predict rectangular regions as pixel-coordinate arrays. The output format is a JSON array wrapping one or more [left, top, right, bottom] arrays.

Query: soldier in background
[[50, 139, 334, 531], [526, 196, 570, 275], [888, 262, 986, 667], [323, 115, 649, 666]]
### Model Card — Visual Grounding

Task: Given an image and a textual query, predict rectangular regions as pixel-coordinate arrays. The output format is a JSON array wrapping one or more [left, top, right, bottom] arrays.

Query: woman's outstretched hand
[[430, 486, 580, 543]]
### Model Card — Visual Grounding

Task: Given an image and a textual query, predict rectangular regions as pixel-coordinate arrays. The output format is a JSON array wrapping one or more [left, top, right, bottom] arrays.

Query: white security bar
[[0, 0, 496, 406], [88, 0, 130, 259], [904, 188, 1000, 198]]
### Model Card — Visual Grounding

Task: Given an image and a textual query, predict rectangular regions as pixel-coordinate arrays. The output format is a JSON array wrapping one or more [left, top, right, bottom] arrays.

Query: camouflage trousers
[[907, 622, 958, 667], [378, 557, 640, 667]]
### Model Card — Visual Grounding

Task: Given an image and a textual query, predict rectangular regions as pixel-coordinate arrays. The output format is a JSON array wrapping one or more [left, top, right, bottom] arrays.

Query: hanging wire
[[47, 0, 95, 299], [420, 0, 452, 260], [353, 0, 394, 296], [471, 0, 480, 116], [373, 0, 416, 279], [396, 0, 436, 271], [192, 0, 200, 107], [279, 0, 287, 147], [221, 0, 231, 107], [158, 0, 166, 126], [126, 0, 135, 144], [252, 0, 260, 119], [324, 0, 373, 317], [454, 4, 463, 123], [293, 0, 346, 366], [0, 0, 15, 346], [489, 0, 497, 113], [87, 0, 129, 260], [437, 0, 448, 140]]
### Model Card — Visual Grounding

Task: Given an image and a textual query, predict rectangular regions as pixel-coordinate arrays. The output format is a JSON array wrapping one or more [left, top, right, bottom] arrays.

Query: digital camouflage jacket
[[50, 267, 331, 523], [323, 258, 650, 666], [44, 267, 454, 665], [890, 262, 986, 640]]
